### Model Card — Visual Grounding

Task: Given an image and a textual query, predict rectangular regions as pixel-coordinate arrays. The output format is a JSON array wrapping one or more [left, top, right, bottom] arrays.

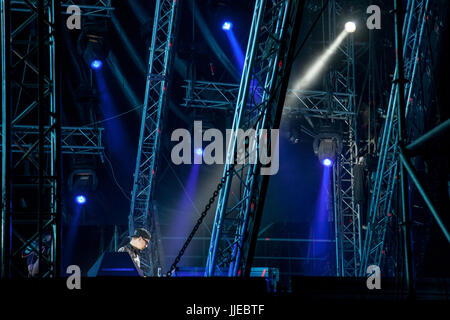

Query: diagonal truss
[[2, 0, 61, 278], [182, 80, 353, 120], [129, 0, 179, 275], [360, 0, 430, 276], [182, 81, 240, 111], [205, 0, 304, 277], [1, 126, 103, 155]]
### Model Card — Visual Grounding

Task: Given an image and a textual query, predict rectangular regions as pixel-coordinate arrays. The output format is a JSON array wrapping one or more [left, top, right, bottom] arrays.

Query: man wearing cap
[[118, 228, 151, 276]]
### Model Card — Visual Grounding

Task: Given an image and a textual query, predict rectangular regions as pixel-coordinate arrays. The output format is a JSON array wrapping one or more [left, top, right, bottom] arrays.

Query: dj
[[118, 228, 151, 276]]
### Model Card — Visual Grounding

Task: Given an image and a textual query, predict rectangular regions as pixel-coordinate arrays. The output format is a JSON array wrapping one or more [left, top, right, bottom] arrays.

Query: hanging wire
[[103, 151, 131, 201]]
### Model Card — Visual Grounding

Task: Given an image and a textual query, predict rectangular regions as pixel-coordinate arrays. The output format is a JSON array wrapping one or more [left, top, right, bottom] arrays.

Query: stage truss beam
[[326, 0, 360, 277], [1, 126, 104, 156], [182, 80, 354, 120], [2, 0, 62, 278], [197, 0, 359, 277], [205, 0, 304, 277], [360, 0, 430, 276], [128, 0, 179, 276]]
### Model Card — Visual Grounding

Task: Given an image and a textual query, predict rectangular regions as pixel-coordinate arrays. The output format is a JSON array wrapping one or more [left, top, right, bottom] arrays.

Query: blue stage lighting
[[195, 148, 203, 156], [90, 59, 103, 70], [222, 22, 232, 31], [75, 195, 87, 204], [322, 158, 333, 167]]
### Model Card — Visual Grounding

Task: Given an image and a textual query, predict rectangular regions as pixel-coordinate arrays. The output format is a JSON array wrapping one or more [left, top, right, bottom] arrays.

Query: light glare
[[222, 22, 232, 31], [322, 158, 333, 167], [345, 21, 356, 33], [90, 59, 103, 69], [293, 30, 348, 91], [75, 195, 87, 204]]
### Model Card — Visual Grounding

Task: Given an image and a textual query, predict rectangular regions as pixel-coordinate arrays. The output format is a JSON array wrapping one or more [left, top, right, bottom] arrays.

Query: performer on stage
[[118, 228, 151, 276], [22, 233, 52, 277]]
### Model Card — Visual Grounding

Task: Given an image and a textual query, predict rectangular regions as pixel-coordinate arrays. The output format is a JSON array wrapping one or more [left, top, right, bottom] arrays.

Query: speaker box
[[87, 252, 143, 277]]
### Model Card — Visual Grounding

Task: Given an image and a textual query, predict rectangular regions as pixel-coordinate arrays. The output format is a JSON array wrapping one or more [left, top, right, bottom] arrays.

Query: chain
[[166, 164, 235, 277]]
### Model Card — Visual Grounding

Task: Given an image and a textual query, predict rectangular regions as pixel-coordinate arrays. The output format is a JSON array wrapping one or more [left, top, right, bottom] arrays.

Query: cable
[[103, 151, 131, 201], [166, 163, 235, 277], [80, 102, 144, 128]]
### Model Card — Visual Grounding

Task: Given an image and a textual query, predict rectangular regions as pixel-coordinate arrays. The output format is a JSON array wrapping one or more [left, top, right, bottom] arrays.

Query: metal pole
[[394, 0, 415, 298], [406, 119, 450, 154], [54, 0, 62, 277], [1, 0, 12, 278], [399, 151, 450, 243]]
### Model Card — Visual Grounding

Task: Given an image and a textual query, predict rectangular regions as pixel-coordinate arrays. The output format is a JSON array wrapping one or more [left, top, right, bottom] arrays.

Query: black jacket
[[118, 243, 144, 276]]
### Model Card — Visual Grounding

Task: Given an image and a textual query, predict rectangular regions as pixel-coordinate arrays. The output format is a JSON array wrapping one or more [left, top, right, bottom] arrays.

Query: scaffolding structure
[[205, 0, 304, 277], [128, 0, 179, 276], [1, 126, 103, 156], [1, 0, 108, 279], [325, 0, 360, 277], [185, 0, 359, 277], [360, 0, 430, 277], [2, 0, 62, 278]]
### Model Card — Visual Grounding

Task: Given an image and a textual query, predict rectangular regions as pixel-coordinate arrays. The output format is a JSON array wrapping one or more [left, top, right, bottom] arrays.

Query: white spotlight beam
[[293, 29, 349, 92]]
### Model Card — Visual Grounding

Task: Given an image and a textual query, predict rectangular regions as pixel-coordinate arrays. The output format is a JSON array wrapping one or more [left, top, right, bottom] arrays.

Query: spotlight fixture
[[77, 22, 110, 70], [317, 139, 337, 166], [345, 21, 356, 33], [222, 21, 233, 31], [322, 158, 333, 167], [68, 158, 98, 206], [313, 130, 343, 167]]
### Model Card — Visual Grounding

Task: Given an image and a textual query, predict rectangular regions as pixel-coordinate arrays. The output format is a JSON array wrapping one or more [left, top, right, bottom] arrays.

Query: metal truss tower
[[326, 0, 360, 277], [2, 0, 62, 277], [2, 126, 104, 156], [360, 0, 430, 276], [183, 1, 358, 277], [129, 0, 179, 275], [205, 0, 304, 277]]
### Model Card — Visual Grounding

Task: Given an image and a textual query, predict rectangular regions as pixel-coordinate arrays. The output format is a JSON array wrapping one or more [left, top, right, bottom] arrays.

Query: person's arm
[[29, 259, 39, 277]]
